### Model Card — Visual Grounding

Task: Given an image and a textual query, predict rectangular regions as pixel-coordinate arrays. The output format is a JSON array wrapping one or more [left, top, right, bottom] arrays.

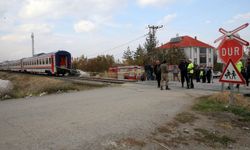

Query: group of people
[[194, 66, 213, 83], [153, 59, 195, 90]]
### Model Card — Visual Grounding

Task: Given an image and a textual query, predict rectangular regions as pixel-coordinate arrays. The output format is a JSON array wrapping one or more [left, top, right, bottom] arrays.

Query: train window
[[46, 58, 48, 64], [49, 58, 51, 64]]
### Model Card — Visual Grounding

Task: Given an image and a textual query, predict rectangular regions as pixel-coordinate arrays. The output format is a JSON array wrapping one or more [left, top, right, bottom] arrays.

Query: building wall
[[182, 47, 214, 67]]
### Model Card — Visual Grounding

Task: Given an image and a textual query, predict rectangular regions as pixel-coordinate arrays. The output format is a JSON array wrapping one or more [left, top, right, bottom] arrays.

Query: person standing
[[236, 59, 243, 88], [206, 67, 212, 83], [199, 66, 205, 83], [173, 65, 180, 82], [154, 60, 161, 88], [178, 59, 188, 88], [195, 66, 200, 82], [160, 60, 170, 90], [187, 59, 194, 89], [246, 61, 250, 86]]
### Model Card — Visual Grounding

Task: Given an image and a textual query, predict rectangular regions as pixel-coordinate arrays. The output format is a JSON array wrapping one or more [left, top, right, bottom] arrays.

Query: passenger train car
[[0, 50, 71, 75]]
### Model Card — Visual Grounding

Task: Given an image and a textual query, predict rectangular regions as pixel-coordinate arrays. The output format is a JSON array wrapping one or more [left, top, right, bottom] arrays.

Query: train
[[0, 50, 72, 76]]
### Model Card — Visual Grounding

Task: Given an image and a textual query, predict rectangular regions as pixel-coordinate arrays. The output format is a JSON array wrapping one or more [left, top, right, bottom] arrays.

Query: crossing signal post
[[215, 23, 249, 105]]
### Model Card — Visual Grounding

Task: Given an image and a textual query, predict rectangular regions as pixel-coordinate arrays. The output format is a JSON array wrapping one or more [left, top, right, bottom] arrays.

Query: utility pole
[[31, 32, 34, 56], [147, 25, 163, 38], [146, 25, 163, 61]]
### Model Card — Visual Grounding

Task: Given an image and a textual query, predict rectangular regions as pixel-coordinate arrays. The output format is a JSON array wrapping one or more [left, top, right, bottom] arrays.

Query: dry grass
[[194, 128, 236, 147], [207, 92, 250, 109], [174, 112, 198, 124], [157, 120, 179, 134], [0, 71, 104, 100]]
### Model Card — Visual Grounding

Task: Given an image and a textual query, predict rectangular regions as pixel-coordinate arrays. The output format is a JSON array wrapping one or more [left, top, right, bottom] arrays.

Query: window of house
[[200, 57, 206, 64], [200, 48, 206, 53], [194, 58, 197, 64]]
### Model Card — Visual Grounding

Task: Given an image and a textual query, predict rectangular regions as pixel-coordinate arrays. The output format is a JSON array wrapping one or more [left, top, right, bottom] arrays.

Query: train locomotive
[[0, 50, 72, 76]]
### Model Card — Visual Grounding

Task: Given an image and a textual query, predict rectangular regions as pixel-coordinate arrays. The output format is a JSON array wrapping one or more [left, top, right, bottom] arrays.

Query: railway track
[[56, 76, 137, 84], [0, 71, 137, 84]]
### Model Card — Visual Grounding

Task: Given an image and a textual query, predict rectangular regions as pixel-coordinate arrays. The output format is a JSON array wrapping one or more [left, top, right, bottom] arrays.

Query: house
[[159, 35, 215, 67]]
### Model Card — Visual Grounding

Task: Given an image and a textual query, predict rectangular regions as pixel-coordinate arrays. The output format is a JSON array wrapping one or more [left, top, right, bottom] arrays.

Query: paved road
[[0, 83, 216, 150], [139, 78, 250, 94]]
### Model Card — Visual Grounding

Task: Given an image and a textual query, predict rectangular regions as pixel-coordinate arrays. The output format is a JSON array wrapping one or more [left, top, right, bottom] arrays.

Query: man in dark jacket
[[154, 60, 161, 88], [178, 59, 188, 88], [247, 61, 250, 86]]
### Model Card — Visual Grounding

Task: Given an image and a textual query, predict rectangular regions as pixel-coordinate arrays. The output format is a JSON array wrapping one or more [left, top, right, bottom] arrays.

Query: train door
[[59, 55, 67, 68]]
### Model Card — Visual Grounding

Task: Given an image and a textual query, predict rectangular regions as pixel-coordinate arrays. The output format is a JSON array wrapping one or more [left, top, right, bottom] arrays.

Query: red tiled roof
[[159, 36, 215, 49]]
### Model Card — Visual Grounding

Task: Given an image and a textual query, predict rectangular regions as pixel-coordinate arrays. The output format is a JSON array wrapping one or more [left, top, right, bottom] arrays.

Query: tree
[[144, 33, 157, 54], [72, 55, 88, 70], [123, 47, 134, 65], [144, 33, 158, 63], [72, 54, 115, 73], [165, 46, 186, 65], [133, 44, 146, 66]]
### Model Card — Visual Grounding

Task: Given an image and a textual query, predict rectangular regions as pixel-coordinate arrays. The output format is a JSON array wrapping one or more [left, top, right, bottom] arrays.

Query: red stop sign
[[218, 39, 243, 64]]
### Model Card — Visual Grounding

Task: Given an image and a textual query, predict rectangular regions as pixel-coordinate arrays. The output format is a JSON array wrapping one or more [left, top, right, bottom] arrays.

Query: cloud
[[158, 13, 177, 25], [17, 23, 53, 33], [137, 0, 176, 6], [227, 12, 250, 23], [74, 20, 96, 33], [19, 0, 54, 19], [0, 0, 18, 17], [0, 34, 26, 42], [0, 23, 53, 43], [19, 0, 126, 19]]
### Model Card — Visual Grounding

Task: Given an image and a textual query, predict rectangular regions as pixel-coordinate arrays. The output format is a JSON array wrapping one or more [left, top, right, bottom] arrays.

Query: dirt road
[[0, 83, 215, 150]]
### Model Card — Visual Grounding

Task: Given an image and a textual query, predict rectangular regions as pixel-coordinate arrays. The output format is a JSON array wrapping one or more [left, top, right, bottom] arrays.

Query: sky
[[0, 0, 250, 62]]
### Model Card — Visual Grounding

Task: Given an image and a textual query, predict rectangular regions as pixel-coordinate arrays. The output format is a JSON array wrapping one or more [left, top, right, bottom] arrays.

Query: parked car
[[213, 71, 222, 78]]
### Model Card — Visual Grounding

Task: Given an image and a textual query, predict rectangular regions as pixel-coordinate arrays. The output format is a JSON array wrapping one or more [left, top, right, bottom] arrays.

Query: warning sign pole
[[229, 83, 234, 105]]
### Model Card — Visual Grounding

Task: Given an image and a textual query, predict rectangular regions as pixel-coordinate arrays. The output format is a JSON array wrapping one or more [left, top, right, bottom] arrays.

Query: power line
[[88, 33, 148, 58]]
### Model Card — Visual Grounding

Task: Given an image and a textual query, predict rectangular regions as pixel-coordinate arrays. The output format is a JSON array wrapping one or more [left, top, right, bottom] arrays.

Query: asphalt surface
[[0, 83, 216, 150]]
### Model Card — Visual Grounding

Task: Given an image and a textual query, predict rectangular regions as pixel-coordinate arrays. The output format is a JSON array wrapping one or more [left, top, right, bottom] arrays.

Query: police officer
[[236, 59, 243, 88], [187, 59, 194, 89]]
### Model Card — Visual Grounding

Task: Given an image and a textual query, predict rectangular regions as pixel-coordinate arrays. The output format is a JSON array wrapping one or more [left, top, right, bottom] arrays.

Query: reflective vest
[[236, 61, 243, 72], [200, 70, 204, 77], [187, 63, 194, 74]]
